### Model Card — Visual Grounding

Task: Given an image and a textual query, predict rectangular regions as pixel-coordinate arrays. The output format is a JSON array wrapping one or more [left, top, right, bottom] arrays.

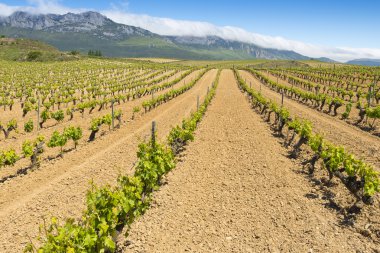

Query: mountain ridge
[[0, 11, 329, 61], [346, 58, 380, 66]]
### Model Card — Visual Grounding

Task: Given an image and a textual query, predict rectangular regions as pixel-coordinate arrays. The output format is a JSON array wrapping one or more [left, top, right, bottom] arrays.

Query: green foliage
[[0, 118, 18, 138], [69, 50, 80, 55], [308, 134, 324, 153], [64, 126, 83, 148], [24, 119, 34, 133], [133, 106, 140, 113], [366, 106, 380, 128], [102, 114, 112, 128], [342, 102, 352, 119], [51, 109, 65, 122], [47, 130, 68, 155], [23, 101, 34, 117], [0, 149, 19, 167], [22, 135, 45, 167], [22, 140, 34, 158], [7, 119, 17, 130], [89, 118, 103, 132], [27, 133, 177, 252], [321, 145, 346, 173], [135, 140, 176, 193], [142, 69, 209, 112], [43, 101, 52, 110], [66, 107, 74, 119], [114, 110, 122, 119], [26, 51, 43, 61], [88, 50, 102, 57], [366, 106, 380, 119], [41, 109, 51, 123]]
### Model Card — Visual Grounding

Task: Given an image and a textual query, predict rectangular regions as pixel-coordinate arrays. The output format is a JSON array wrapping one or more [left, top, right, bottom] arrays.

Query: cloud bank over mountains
[[1, 0, 380, 62]]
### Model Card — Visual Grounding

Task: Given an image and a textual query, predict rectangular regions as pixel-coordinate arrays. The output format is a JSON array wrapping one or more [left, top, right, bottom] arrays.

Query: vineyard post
[[367, 86, 371, 107], [207, 86, 210, 94], [197, 95, 200, 110], [281, 92, 284, 106], [111, 99, 115, 130], [369, 77, 376, 106], [152, 90, 154, 100], [151, 121, 156, 147], [37, 94, 40, 131], [250, 82, 252, 89]]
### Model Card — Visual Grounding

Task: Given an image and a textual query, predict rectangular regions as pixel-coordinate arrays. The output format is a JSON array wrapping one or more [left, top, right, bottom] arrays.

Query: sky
[[0, 0, 380, 62]]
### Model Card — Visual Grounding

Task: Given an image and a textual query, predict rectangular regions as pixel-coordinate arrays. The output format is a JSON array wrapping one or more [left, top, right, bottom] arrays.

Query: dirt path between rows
[[261, 70, 380, 132], [120, 69, 377, 253], [0, 69, 217, 253], [239, 70, 380, 170]]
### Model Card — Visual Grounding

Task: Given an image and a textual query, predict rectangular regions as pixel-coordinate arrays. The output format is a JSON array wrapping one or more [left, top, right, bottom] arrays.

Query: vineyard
[[0, 59, 379, 252]]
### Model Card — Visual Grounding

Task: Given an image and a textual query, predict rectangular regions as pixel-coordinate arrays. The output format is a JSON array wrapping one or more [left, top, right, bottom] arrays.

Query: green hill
[[0, 36, 77, 61]]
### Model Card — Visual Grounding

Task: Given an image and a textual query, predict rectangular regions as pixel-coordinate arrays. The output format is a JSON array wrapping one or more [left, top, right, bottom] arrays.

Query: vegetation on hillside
[[0, 36, 79, 61]]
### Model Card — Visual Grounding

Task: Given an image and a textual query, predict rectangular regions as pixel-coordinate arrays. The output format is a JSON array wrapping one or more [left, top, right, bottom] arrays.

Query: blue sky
[[1, 0, 380, 61]]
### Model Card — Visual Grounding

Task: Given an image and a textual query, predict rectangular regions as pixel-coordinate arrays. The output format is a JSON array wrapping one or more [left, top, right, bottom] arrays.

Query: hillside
[[0, 11, 309, 60], [0, 36, 75, 61], [346, 58, 380, 66]]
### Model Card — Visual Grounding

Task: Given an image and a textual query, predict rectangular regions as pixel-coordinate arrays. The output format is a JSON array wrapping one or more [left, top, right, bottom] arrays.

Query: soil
[[1, 68, 379, 253], [0, 69, 217, 252], [260, 70, 380, 135], [119, 70, 379, 253], [239, 70, 380, 170], [0, 69, 200, 180]]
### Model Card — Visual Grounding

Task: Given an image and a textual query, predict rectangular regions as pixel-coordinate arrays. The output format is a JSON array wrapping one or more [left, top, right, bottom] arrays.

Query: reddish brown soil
[[239, 70, 380, 170], [0, 69, 217, 252], [119, 70, 379, 253]]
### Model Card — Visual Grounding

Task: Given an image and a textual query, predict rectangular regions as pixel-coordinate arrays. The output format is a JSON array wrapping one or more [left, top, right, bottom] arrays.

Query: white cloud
[[1, 1, 380, 62], [0, 0, 86, 16]]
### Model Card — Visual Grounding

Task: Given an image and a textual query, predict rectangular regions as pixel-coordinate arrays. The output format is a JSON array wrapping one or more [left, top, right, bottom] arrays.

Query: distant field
[[127, 57, 180, 63]]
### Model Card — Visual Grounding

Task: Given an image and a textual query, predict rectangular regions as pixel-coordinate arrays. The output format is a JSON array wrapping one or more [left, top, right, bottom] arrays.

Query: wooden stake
[[151, 121, 156, 147], [281, 92, 284, 106], [37, 95, 40, 131], [111, 100, 115, 130]]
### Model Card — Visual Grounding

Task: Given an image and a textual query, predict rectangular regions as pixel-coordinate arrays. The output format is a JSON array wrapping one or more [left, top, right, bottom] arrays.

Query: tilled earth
[[0, 69, 217, 252], [1, 68, 379, 253], [120, 70, 379, 253]]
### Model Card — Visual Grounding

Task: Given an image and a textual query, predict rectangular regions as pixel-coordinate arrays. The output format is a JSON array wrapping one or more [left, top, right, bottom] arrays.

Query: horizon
[[1, 0, 380, 62]]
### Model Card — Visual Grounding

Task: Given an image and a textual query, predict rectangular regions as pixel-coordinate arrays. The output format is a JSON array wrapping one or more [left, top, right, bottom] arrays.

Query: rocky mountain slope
[[0, 11, 310, 60]]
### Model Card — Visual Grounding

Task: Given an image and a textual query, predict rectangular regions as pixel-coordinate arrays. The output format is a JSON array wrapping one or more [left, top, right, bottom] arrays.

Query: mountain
[[0, 11, 309, 60], [166, 36, 308, 60], [346, 58, 380, 66], [314, 57, 337, 63]]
